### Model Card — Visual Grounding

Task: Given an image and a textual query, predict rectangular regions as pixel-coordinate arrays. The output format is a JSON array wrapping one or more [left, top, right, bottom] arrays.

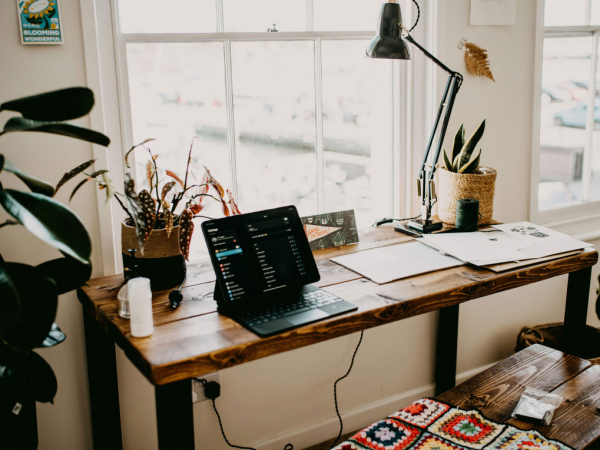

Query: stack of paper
[[418, 222, 592, 266]]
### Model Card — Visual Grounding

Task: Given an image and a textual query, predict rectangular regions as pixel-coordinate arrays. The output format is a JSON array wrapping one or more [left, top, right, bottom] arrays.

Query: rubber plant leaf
[[166, 170, 185, 188], [0, 154, 4, 172], [35, 256, 92, 295], [3, 159, 55, 196], [451, 124, 465, 165], [54, 159, 96, 195], [0, 189, 91, 264], [178, 209, 194, 261], [138, 189, 157, 246], [0, 87, 94, 122], [41, 323, 66, 348], [0, 344, 58, 403], [442, 149, 453, 172], [453, 119, 485, 172], [458, 149, 481, 174], [0, 263, 58, 352], [124, 174, 146, 253], [2, 117, 110, 147]]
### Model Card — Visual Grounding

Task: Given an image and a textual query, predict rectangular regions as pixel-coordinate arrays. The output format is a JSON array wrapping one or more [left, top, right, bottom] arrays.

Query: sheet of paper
[[492, 222, 569, 243], [331, 241, 464, 284], [483, 250, 583, 273], [470, 0, 516, 26], [418, 231, 532, 263]]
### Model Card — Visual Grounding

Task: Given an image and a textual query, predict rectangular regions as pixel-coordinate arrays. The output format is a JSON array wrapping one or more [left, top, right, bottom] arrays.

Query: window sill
[[535, 202, 600, 241]]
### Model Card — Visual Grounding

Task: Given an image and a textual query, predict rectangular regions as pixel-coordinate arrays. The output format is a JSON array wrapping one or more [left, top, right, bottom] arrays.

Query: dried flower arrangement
[[55, 138, 240, 260], [458, 38, 495, 82]]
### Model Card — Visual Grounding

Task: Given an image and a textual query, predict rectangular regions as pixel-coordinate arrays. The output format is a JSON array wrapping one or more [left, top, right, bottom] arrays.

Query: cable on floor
[[329, 330, 365, 450]]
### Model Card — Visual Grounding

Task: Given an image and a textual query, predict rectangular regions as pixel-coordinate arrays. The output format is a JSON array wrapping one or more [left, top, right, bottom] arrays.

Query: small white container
[[117, 284, 130, 318], [127, 278, 154, 337]]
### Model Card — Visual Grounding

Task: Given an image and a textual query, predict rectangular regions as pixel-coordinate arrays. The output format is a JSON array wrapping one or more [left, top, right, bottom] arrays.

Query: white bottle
[[128, 277, 154, 337]]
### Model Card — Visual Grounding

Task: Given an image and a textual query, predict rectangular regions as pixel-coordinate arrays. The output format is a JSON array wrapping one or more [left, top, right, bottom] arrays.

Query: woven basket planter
[[515, 322, 600, 365], [121, 221, 186, 292], [437, 167, 497, 226]]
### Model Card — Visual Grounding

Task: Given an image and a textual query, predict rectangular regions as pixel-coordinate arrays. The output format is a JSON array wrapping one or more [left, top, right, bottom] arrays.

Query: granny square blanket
[[333, 398, 573, 450]]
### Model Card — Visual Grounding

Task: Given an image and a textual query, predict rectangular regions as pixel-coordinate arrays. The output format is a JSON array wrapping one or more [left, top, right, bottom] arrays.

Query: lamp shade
[[366, 2, 411, 59]]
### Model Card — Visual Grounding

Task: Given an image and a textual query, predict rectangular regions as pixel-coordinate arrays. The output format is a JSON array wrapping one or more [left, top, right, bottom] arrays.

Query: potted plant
[[516, 274, 600, 363], [0, 87, 110, 448], [60, 139, 241, 291], [437, 120, 497, 225]]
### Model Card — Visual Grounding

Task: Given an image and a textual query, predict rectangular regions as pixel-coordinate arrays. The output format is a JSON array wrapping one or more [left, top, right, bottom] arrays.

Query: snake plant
[[443, 120, 486, 174]]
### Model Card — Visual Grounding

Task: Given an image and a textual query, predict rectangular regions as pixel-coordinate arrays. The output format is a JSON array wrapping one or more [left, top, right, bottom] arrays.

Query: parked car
[[553, 101, 600, 130]]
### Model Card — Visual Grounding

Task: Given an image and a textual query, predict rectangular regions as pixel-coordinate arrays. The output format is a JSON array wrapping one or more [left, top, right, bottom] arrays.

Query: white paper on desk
[[331, 241, 464, 284], [470, 0, 516, 26], [492, 222, 569, 244], [417, 231, 532, 263]]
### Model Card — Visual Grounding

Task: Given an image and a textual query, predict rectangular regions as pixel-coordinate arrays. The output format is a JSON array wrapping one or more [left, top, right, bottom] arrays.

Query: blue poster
[[16, 0, 63, 45]]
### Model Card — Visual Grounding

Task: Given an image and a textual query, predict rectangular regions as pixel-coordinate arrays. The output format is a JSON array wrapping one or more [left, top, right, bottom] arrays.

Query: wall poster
[[301, 210, 359, 250], [16, 0, 63, 44]]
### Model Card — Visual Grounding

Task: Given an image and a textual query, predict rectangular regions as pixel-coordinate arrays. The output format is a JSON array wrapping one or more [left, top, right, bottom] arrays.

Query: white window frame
[[80, 0, 437, 276], [530, 0, 600, 239]]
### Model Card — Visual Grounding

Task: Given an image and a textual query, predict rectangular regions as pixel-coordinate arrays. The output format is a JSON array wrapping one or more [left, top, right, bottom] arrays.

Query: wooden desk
[[77, 226, 598, 450]]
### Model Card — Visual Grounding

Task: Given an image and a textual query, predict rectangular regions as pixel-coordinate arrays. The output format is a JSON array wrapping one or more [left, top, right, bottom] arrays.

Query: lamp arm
[[404, 34, 463, 224]]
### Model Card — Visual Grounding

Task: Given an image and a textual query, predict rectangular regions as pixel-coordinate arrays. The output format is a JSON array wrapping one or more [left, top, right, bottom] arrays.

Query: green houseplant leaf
[[1, 117, 110, 147], [35, 257, 92, 295], [443, 149, 453, 171], [0, 344, 58, 403], [451, 123, 465, 165], [458, 149, 481, 174], [0, 263, 58, 352], [0, 189, 91, 264], [0, 87, 94, 122], [3, 159, 55, 197], [453, 119, 486, 172]]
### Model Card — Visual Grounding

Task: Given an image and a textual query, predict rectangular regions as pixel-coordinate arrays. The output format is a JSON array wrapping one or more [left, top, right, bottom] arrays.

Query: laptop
[[202, 205, 358, 337]]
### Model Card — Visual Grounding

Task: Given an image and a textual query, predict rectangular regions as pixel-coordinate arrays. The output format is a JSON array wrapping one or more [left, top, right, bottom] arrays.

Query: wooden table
[[77, 226, 598, 450], [437, 344, 600, 449]]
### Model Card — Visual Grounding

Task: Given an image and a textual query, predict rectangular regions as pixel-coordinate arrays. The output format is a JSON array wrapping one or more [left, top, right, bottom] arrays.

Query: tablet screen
[[202, 206, 320, 303]]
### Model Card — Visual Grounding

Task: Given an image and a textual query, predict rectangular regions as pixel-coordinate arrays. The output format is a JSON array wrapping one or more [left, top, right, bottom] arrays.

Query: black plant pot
[[121, 222, 186, 292]]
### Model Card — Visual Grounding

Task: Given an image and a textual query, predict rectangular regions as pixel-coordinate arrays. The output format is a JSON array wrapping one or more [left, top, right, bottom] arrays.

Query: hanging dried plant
[[458, 38, 495, 82], [178, 209, 194, 260]]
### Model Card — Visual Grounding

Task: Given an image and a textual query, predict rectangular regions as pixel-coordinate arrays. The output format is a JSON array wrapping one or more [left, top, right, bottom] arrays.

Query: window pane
[[544, 0, 586, 26], [118, 0, 216, 33], [231, 41, 317, 215], [538, 36, 592, 211], [126, 43, 230, 260], [223, 0, 306, 32], [314, 0, 382, 31], [321, 40, 391, 227]]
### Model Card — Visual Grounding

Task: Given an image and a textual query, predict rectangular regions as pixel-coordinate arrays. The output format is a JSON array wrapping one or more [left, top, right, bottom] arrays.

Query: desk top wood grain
[[78, 226, 598, 385]]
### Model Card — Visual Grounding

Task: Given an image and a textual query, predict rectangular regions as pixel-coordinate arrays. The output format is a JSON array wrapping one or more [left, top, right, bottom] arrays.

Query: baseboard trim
[[253, 361, 498, 450]]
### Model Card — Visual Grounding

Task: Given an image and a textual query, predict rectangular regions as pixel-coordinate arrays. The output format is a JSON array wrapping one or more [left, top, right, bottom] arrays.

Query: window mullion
[[314, 37, 324, 213], [216, 0, 224, 32], [224, 40, 238, 198], [585, 0, 592, 26], [306, 0, 314, 31], [583, 31, 599, 202]]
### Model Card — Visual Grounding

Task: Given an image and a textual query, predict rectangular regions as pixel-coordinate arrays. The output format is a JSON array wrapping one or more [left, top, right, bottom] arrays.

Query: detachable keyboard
[[239, 290, 343, 327]]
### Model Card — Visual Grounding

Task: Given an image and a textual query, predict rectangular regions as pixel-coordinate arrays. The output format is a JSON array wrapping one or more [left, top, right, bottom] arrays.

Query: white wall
[[0, 1, 598, 450]]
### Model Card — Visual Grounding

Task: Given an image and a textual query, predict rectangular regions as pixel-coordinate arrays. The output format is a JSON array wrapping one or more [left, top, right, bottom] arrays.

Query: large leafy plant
[[61, 139, 241, 260], [443, 119, 486, 174], [0, 88, 110, 407]]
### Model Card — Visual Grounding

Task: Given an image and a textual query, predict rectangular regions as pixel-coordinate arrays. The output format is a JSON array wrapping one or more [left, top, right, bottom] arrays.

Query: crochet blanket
[[333, 397, 572, 450]]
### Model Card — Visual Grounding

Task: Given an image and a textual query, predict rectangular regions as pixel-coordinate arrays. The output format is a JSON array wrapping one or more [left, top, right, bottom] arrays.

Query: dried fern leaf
[[178, 209, 194, 261], [55, 159, 96, 194], [463, 41, 495, 82], [138, 189, 157, 246]]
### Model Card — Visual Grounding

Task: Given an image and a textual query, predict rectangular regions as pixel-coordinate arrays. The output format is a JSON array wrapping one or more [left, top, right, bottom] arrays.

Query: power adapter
[[204, 381, 221, 400]]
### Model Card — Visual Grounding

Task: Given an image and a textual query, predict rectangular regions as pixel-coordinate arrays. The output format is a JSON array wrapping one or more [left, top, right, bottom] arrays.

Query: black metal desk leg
[[563, 267, 592, 356], [81, 300, 123, 450], [155, 379, 195, 450], [435, 304, 460, 395]]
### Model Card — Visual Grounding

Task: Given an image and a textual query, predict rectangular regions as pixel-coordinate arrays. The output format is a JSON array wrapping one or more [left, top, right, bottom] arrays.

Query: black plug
[[204, 381, 221, 400], [169, 289, 184, 308]]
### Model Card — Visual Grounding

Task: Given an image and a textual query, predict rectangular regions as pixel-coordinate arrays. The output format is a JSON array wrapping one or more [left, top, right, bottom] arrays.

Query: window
[[536, 0, 600, 213], [113, 0, 416, 260]]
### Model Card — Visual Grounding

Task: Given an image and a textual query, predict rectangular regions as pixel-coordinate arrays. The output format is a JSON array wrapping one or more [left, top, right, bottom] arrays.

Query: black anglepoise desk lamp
[[367, 0, 463, 234]]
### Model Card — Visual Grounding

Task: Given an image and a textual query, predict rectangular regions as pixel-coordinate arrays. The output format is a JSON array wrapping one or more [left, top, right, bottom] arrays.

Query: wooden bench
[[435, 344, 600, 449]]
